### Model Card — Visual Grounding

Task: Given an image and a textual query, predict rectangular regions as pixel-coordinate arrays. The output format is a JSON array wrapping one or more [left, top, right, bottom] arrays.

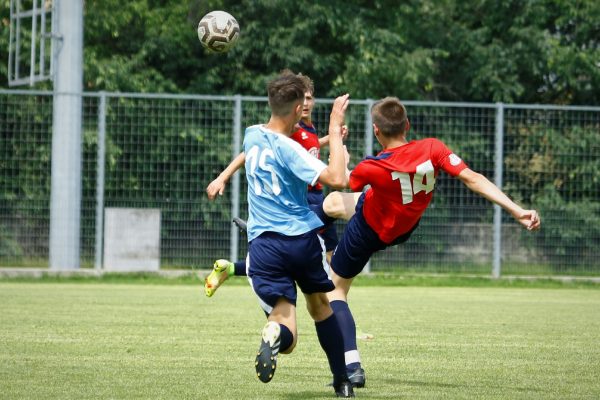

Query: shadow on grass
[[398, 379, 462, 389], [399, 379, 548, 394]]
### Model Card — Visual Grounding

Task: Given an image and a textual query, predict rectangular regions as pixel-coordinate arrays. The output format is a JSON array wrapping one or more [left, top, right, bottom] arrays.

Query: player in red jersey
[[320, 97, 541, 383]]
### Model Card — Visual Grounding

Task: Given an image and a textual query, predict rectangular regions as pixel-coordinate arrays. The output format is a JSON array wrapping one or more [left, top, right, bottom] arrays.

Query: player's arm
[[457, 168, 540, 231], [318, 125, 348, 147], [318, 95, 350, 189], [206, 152, 246, 200]]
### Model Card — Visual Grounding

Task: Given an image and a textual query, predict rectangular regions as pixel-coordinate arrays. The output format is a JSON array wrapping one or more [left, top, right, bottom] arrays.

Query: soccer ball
[[197, 11, 240, 53]]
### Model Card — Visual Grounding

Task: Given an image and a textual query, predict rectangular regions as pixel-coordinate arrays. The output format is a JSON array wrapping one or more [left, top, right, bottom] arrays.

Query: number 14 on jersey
[[391, 160, 436, 204]]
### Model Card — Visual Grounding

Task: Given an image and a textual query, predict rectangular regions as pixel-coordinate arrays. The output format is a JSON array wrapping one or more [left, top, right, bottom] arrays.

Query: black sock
[[330, 300, 361, 370], [279, 323, 293, 353], [315, 313, 347, 376], [233, 260, 246, 276]]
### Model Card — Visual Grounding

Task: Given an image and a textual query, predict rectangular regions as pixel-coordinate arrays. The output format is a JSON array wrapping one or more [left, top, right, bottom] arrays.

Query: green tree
[[2, 0, 599, 104]]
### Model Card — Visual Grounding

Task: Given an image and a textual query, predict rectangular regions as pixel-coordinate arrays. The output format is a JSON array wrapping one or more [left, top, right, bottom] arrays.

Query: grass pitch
[[1, 280, 599, 399]]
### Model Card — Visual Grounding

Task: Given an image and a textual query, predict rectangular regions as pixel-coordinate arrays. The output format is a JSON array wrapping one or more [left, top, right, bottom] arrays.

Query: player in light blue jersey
[[244, 124, 327, 240], [243, 71, 354, 398]]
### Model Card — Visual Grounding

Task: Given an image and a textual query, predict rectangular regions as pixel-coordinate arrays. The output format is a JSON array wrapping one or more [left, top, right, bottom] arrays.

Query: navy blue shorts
[[248, 229, 334, 314], [331, 193, 419, 279], [307, 189, 338, 252]]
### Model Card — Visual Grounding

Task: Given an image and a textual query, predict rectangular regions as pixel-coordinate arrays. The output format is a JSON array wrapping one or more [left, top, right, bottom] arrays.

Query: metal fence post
[[94, 92, 106, 270], [49, 0, 84, 269], [492, 102, 505, 278], [363, 99, 374, 274], [230, 95, 242, 262]]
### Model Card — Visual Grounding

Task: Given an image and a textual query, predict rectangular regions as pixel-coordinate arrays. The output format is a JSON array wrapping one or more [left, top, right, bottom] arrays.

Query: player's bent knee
[[324, 191, 360, 221], [323, 192, 344, 219], [326, 286, 348, 302]]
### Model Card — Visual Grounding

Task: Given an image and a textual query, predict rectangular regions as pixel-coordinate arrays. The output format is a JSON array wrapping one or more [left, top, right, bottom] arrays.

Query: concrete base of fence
[[0, 267, 197, 278], [1, 268, 599, 284], [103, 208, 161, 272]]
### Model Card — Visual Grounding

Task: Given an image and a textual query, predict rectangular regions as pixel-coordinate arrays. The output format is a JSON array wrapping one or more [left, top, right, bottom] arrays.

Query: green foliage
[[0, 223, 22, 257], [2, 0, 600, 103], [0, 93, 52, 260], [1, 1, 599, 269], [504, 118, 600, 268]]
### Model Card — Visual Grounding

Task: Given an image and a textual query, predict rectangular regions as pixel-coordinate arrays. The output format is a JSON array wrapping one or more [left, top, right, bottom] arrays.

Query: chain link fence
[[1, 90, 599, 275]]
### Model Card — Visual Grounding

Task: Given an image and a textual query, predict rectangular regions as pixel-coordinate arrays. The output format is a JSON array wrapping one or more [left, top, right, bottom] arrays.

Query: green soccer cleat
[[255, 321, 281, 383], [204, 259, 232, 297]]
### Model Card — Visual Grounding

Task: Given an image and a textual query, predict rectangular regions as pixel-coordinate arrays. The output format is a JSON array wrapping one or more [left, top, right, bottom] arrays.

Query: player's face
[[294, 99, 304, 124], [302, 91, 315, 119]]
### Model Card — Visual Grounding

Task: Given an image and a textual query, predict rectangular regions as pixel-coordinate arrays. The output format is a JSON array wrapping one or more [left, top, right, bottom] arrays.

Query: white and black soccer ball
[[197, 11, 240, 53]]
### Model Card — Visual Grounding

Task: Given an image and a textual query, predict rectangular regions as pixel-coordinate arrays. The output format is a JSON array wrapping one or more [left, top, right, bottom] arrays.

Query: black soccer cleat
[[232, 217, 247, 232], [328, 367, 366, 389], [333, 375, 355, 398], [255, 321, 281, 383], [347, 367, 366, 388]]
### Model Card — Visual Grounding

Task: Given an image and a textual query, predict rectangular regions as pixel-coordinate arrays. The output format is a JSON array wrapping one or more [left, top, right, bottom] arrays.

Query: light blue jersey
[[243, 124, 327, 241]]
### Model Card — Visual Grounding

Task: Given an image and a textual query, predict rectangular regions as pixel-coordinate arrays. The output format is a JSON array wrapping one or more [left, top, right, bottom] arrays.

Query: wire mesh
[[501, 106, 600, 275], [0, 91, 53, 266], [0, 90, 598, 275]]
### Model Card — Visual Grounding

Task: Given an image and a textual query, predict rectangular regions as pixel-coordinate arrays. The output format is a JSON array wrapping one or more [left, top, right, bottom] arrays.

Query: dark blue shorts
[[307, 189, 338, 252], [248, 229, 334, 314], [331, 193, 419, 279]]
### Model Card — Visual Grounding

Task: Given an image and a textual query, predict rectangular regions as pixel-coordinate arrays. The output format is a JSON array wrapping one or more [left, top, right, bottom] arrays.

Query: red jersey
[[349, 138, 467, 243], [290, 120, 323, 191]]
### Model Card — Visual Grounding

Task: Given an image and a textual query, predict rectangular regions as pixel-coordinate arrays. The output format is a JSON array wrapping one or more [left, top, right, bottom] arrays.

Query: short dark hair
[[267, 71, 307, 116], [371, 97, 409, 137], [298, 73, 314, 95]]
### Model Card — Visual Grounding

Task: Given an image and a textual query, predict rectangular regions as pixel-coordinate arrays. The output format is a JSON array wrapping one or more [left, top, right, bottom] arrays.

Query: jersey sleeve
[[280, 136, 327, 186], [348, 161, 373, 192], [430, 139, 468, 176]]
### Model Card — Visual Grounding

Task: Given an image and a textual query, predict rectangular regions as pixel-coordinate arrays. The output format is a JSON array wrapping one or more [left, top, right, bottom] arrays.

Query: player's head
[[267, 70, 307, 120], [297, 73, 315, 121], [371, 97, 410, 138], [298, 73, 314, 95]]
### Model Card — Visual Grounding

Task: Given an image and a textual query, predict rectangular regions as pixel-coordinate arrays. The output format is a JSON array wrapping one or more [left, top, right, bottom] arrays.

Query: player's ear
[[405, 119, 410, 133], [373, 123, 379, 136]]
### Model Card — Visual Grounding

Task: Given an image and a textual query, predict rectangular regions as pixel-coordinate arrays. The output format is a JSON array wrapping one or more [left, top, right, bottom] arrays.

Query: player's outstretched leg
[[255, 321, 281, 383], [204, 259, 233, 297]]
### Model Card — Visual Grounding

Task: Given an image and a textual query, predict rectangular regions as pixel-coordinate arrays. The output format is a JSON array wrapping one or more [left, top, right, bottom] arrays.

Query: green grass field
[[1, 279, 599, 399]]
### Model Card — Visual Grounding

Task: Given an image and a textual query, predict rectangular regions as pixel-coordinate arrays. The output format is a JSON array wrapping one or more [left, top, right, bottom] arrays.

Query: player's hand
[[341, 125, 348, 141], [206, 177, 227, 200], [343, 145, 350, 166], [515, 209, 540, 231], [329, 94, 350, 136]]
